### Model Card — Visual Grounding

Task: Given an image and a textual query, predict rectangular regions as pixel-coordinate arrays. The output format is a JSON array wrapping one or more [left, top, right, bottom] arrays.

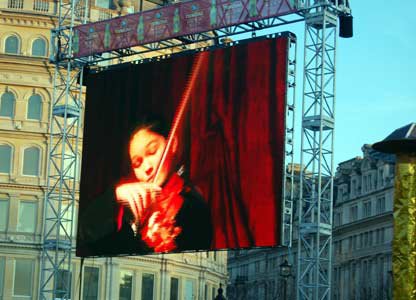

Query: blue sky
[[333, 1, 416, 165], [272, 1, 416, 166]]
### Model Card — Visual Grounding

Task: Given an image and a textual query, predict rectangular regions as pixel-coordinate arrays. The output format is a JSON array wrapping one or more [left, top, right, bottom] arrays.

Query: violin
[[119, 52, 209, 253]]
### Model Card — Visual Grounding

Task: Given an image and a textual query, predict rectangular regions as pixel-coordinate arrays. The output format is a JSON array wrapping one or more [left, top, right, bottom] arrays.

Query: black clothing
[[77, 183, 212, 257]]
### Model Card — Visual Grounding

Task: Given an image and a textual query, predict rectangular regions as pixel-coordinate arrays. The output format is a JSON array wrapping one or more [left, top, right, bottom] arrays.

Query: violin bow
[[153, 51, 209, 184]]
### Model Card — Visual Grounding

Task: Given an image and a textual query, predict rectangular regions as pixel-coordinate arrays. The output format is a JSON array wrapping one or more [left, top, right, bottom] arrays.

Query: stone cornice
[[0, 12, 57, 28], [333, 212, 393, 235], [334, 185, 394, 207], [0, 182, 47, 192], [0, 129, 49, 139], [0, 58, 54, 79]]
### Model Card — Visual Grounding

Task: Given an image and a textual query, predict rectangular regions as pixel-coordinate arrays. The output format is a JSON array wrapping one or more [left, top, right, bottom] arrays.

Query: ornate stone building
[[332, 144, 394, 300], [227, 142, 397, 300], [227, 248, 295, 300], [0, 1, 227, 299]]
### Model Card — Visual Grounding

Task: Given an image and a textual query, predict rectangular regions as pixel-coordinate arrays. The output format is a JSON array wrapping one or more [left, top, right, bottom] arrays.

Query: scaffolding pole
[[282, 34, 297, 248], [296, 3, 337, 300], [39, 0, 87, 297]]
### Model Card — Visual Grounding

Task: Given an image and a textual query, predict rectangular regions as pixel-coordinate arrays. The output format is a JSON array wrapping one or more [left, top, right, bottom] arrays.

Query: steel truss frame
[[40, 0, 349, 298], [71, 14, 305, 65], [296, 2, 340, 300], [39, 0, 87, 298]]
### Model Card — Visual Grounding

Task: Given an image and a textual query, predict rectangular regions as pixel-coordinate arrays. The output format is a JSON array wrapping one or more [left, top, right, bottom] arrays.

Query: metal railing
[[7, 0, 23, 9], [2, 0, 117, 22]]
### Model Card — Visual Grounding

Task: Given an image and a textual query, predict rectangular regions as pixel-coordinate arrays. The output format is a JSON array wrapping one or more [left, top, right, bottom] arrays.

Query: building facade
[[227, 248, 295, 300], [227, 143, 396, 300], [332, 144, 394, 300], [0, 1, 227, 299]]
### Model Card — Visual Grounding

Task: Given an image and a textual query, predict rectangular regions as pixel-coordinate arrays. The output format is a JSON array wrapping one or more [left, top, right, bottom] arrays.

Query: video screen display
[[76, 36, 289, 257]]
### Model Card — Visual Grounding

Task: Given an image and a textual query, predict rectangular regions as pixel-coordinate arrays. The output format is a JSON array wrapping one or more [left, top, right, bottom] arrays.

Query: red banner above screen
[[77, 36, 288, 257], [72, 0, 295, 58]]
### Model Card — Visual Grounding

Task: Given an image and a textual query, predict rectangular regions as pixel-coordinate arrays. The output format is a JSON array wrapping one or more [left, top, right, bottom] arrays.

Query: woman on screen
[[78, 118, 212, 255]]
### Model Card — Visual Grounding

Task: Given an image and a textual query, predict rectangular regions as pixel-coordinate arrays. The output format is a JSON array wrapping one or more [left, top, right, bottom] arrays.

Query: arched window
[[0, 92, 15, 118], [23, 147, 40, 176], [31, 38, 47, 57], [5, 35, 19, 54], [27, 94, 42, 120], [0, 144, 12, 173]]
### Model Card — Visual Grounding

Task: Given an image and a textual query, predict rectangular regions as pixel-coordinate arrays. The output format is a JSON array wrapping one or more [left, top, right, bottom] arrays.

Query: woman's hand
[[115, 182, 161, 222]]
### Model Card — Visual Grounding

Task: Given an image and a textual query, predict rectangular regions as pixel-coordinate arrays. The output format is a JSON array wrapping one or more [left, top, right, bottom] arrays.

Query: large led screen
[[77, 36, 289, 257]]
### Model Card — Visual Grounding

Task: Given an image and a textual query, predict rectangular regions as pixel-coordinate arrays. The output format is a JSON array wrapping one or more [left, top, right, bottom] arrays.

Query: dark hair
[[130, 115, 170, 139]]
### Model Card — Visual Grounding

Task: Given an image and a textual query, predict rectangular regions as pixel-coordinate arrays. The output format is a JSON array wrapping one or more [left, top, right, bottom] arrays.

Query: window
[[13, 259, 34, 297], [212, 287, 216, 300], [272, 257, 277, 268], [351, 179, 357, 197], [32, 38, 47, 57], [83, 266, 99, 300], [141, 273, 154, 300], [95, 0, 111, 8], [27, 94, 42, 120], [170, 277, 179, 300], [380, 228, 385, 243], [377, 229, 382, 244], [56, 269, 72, 299], [0, 257, 4, 299], [204, 284, 208, 300], [376, 196, 385, 214], [363, 232, 369, 247], [378, 168, 384, 187], [363, 201, 371, 218], [17, 201, 37, 233], [184, 279, 194, 300], [255, 261, 260, 273], [240, 264, 248, 277], [23, 146, 40, 176], [119, 270, 133, 300], [0, 145, 12, 173], [5, 35, 19, 54], [0, 200, 9, 231], [334, 211, 342, 226], [337, 186, 343, 201], [350, 205, 358, 222], [0, 92, 15, 118]]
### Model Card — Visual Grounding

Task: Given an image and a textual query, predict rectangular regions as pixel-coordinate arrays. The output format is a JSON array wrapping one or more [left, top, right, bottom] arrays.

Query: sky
[[333, 1, 416, 165], [265, 1, 416, 167]]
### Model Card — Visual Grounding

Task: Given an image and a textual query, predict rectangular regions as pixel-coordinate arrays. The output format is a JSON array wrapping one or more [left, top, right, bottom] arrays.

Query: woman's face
[[129, 128, 168, 185]]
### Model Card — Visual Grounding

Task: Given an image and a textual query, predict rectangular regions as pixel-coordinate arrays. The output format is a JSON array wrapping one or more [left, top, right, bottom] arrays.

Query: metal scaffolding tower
[[39, 0, 87, 298], [296, 1, 346, 299]]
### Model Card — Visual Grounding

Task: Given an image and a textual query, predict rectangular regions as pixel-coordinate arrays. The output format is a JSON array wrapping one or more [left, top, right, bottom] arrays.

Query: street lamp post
[[279, 259, 292, 300]]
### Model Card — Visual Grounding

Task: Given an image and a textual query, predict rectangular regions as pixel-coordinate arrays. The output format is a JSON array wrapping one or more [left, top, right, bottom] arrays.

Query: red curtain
[[81, 36, 288, 252]]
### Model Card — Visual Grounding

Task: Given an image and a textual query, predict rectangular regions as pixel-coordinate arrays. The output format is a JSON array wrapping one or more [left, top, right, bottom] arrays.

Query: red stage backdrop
[[77, 36, 288, 257], [72, 0, 295, 58]]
